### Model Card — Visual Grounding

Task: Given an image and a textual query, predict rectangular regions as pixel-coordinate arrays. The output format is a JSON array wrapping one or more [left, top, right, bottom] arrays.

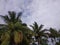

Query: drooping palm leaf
[[1, 30, 10, 45], [0, 15, 10, 23]]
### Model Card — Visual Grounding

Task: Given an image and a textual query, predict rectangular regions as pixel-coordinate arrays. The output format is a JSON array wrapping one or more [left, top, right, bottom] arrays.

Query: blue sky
[[0, 0, 60, 30]]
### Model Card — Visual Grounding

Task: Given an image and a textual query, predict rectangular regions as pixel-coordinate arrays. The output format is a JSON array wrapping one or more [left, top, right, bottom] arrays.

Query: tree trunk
[[10, 30, 15, 45], [38, 38, 40, 45]]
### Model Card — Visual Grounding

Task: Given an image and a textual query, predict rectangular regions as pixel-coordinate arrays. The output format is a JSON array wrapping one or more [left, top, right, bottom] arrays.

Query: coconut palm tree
[[49, 28, 59, 44], [30, 22, 48, 45], [0, 11, 31, 45], [0, 11, 23, 45], [55, 30, 60, 45]]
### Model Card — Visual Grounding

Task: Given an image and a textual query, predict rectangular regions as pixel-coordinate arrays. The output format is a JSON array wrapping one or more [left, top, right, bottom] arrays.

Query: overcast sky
[[0, 0, 60, 30]]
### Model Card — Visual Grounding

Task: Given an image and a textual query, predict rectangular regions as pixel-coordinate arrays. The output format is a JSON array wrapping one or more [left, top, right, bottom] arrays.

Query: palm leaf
[[0, 15, 10, 23], [8, 11, 16, 23], [16, 12, 22, 22], [30, 25, 35, 30], [34, 22, 38, 29], [38, 24, 44, 31]]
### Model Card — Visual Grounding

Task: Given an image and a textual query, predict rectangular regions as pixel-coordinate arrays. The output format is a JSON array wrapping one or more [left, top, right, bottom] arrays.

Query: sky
[[0, 0, 60, 30]]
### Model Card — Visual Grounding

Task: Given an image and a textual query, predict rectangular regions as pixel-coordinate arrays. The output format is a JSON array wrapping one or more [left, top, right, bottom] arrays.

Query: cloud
[[22, 0, 60, 29], [0, 0, 60, 29], [0, 0, 33, 23]]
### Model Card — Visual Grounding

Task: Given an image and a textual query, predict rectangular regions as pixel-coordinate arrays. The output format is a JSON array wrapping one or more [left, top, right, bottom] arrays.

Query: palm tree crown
[[0, 11, 31, 45], [30, 22, 48, 45], [0, 11, 22, 24]]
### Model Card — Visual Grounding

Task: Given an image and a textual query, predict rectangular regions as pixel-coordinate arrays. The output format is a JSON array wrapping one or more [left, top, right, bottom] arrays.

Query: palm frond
[[39, 24, 44, 30], [34, 22, 38, 29], [30, 25, 34, 30], [40, 29, 48, 33], [16, 12, 22, 22], [0, 15, 10, 23], [8, 11, 16, 23]]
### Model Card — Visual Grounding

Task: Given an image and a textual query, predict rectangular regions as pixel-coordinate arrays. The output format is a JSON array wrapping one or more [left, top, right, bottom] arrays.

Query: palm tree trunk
[[15, 43, 18, 45], [38, 38, 40, 45], [0, 40, 1, 44], [10, 30, 15, 45]]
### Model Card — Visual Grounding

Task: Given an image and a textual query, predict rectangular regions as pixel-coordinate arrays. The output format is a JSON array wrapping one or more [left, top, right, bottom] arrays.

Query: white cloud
[[0, 0, 60, 29], [22, 0, 60, 29]]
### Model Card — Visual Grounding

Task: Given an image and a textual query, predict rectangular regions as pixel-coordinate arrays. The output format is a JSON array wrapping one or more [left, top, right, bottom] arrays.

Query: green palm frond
[[49, 28, 59, 38], [34, 22, 38, 29], [8, 11, 17, 23], [38, 24, 44, 31], [8, 11, 16, 20], [0, 15, 10, 23], [30, 25, 35, 30], [16, 12, 22, 22]]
